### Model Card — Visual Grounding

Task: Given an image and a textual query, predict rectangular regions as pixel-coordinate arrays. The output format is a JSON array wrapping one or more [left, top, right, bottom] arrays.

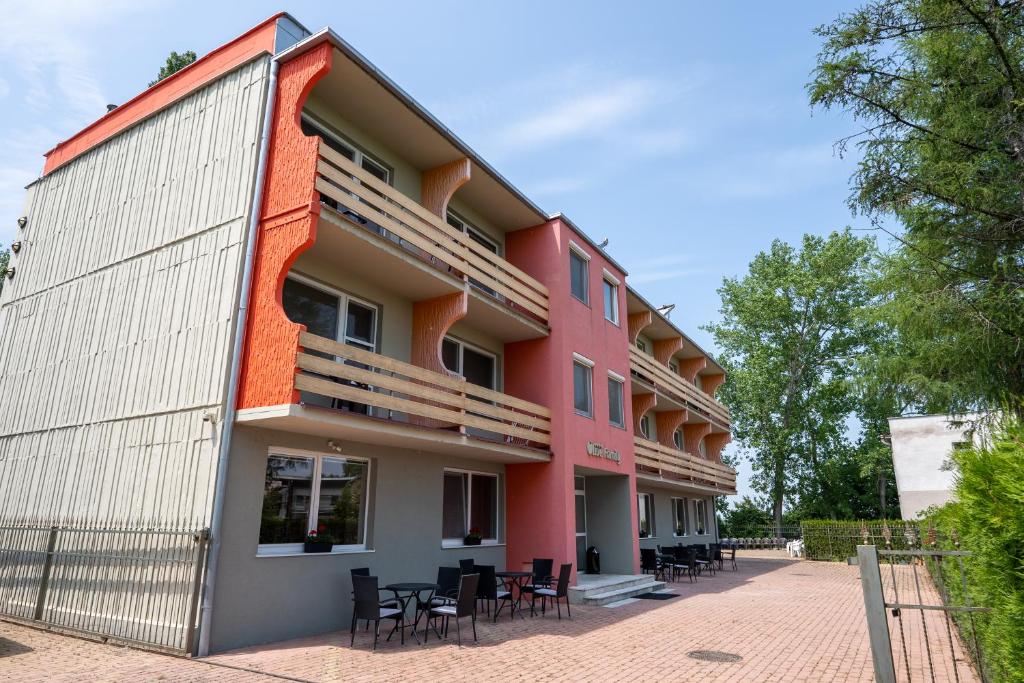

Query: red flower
[[318, 523, 327, 532], [308, 529, 318, 536]]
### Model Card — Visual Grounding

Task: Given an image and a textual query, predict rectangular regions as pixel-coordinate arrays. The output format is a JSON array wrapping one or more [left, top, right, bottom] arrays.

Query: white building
[[887, 414, 982, 519]]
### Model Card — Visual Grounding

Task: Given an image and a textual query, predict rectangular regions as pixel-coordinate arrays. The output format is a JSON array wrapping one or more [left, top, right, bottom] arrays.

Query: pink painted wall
[[504, 219, 639, 579]]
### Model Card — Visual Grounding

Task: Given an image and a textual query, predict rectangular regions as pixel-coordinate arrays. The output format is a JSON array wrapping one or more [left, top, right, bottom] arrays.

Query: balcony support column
[[705, 432, 731, 462], [683, 422, 713, 456], [632, 392, 657, 437], [411, 291, 468, 428], [655, 410, 687, 449], [679, 357, 706, 383], [627, 311, 652, 345], [421, 158, 471, 218], [703, 373, 726, 397], [653, 337, 683, 367]]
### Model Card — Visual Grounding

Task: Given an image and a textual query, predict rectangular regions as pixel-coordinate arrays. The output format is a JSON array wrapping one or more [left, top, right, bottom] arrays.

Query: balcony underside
[[634, 438, 737, 494], [236, 403, 552, 464], [631, 377, 730, 432], [634, 470, 737, 496]]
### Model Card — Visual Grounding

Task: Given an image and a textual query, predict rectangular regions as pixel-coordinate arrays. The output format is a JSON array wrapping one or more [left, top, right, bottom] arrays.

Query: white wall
[[0, 57, 270, 528], [888, 414, 980, 520]]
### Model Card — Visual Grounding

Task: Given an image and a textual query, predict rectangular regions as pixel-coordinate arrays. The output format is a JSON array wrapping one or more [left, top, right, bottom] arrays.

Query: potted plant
[[639, 529, 649, 538], [304, 524, 333, 553], [463, 527, 483, 546]]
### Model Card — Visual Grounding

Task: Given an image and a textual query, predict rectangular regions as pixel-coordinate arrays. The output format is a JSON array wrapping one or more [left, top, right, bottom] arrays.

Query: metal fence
[[718, 524, 803, 546], [0, 524, 209, 654]]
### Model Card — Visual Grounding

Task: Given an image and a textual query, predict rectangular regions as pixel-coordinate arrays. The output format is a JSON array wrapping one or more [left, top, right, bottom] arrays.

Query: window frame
[[441, 468, 501, 548], [638, 492, 656, 538], [639, 413, 651, 439], [568, 242, 591, 305], [285, 273, 380, 352], [257, 447, 372, 556], [636, 339, 648, 353], [607, 371, 626, 429], [602, 270, 620, 325], [694, 498, 708, 536], [673, 428, 683, 450], [301, 113, 394, 185], [441, 335, 499, 391], [572, 353, 595, 418], [672, 497, 689, 537]]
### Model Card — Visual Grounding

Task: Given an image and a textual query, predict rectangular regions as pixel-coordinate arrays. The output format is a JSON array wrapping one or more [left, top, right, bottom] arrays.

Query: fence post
[[858, 544, 896, 683], [185, 528, 211, 657], [33, 526, 58, 621]]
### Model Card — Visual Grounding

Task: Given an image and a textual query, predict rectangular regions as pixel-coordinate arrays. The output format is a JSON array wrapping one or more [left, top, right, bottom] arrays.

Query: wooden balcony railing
[[295, 332, 551, 448], [629, 347, 731, 426], [314, 142, 550, 325], [634, 438, 737, 493]]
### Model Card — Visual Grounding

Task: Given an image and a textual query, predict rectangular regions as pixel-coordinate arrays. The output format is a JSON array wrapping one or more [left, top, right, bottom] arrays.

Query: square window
[[608, 376, 625, 428], [573, 361, 593, 417], [260, 455, 315, 545], [672, 497, 689, 537], [569, 250, 589, 303], [638, 493, 655, 538], [443, 471, 499, 543], [695, 499, 708, 535], [316, 457, 368, 546], [602, 278, 619, 324]]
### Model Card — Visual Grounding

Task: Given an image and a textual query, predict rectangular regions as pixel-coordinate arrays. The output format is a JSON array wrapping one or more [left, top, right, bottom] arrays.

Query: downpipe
[[196, 56, 279, 658]]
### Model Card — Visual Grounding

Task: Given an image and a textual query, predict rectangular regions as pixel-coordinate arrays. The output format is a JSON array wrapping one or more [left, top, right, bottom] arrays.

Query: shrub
[[927, 418, 1024, 683]]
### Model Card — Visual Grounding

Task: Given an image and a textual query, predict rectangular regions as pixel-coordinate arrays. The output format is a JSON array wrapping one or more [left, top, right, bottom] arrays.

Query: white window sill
[[256, 547, 374, 558], [441, 541, 504, 549]]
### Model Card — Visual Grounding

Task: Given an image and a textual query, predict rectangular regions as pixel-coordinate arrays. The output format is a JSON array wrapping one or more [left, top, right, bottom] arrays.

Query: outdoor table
[[384, 582, 438, 644], [495, 570, 533, 619]]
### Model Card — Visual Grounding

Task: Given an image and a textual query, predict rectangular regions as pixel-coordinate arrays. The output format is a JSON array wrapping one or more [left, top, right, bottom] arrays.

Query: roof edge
[[627, 283, 726, 375]]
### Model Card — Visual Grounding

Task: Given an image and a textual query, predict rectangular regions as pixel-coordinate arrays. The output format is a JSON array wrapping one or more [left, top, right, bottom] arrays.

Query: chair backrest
[[351, 567, 370, 578], [554, 563, 572, 597], [459, 558, 475, 574], [455, 573, 480, 617], [352, 574, 381, 620], [532, 558, 553, 583], [475, 564, 497, 599], [640, 547, 657, 570], [437, 566, 461, 598]]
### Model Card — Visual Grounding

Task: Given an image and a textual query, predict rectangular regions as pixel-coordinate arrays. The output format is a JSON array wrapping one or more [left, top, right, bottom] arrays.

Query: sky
[[0, 1, 877, 502]]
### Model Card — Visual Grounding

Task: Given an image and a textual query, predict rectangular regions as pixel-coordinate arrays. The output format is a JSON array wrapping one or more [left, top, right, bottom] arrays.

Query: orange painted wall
[[43, 15, 285, 175], [236, 43, 334, 410]]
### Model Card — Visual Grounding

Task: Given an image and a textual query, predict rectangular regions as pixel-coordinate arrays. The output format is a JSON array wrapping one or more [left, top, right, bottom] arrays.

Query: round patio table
[[495, 570, 533, 619], [385, 582, 438, 644]]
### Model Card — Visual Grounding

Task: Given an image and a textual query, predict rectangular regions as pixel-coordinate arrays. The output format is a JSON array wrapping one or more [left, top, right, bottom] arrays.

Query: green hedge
[[924, 418, 1024, 683], [800, 519, 924, 561]]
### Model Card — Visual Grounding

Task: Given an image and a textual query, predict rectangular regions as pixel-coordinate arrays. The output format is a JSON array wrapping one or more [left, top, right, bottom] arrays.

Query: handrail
[[296, 332, 551, 447], [315, 142, 550, 324], [629, 347, 731, 425], [634, 437, 737, 492]]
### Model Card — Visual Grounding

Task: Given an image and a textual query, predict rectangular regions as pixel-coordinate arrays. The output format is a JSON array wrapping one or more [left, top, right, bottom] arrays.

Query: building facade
[[0, 14, 735, 653]]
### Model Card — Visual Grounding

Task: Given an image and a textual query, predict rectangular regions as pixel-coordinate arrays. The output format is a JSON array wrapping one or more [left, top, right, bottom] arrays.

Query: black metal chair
[[709, 543, 724, 571], [693, 545, 715, 575], [520, 558, 554, 600], [415, 566, 460, 632], [425, 573, 480, 646], [351, 574, 404, 649], [724, 544, 738, 570], [676, 546, 698, 582], [474, 564, 513, 620], [640, 548, 667, 581], [459, 558, 475, 574], [531, 563, 572, 619], [350, 568, 400, 634]]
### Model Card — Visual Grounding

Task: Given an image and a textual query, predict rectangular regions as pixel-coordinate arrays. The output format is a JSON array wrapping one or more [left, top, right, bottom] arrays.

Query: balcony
[[237, 331, 551, 463], [314, 142, 550, 334], [629, 347, 731, 428], [634, 438, 737, 494]]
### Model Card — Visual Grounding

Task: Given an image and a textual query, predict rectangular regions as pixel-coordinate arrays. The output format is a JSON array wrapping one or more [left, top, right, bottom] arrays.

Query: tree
[[149, 50, 197, 87], [705, 230, 875, 533], [810, 0, 1024, 414]]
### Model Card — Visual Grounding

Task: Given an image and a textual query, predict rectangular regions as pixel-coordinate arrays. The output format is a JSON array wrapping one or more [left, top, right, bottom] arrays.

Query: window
[[673, 429, 683, 450], [636, 339, 647, 353], [569, 246, 590, 304], [638, 493, 656, 538], [448, 211, 503, 297], [442, 337, 497, 391], [573, 355, 594, 417], [602, 274, 619, 324], [283, 276, 378, 412], [442, 470, 499, 546], [669, 360, 679, 374], [698, 439, 707, 459], [608, 374, 625, 428], [694, 499, 708, 535], [259, 450, 369, 553], [302, 116, 390, 185], [672, 497, 689, 536], [639, 414, 651, 439], [694, 374, 704, 390]]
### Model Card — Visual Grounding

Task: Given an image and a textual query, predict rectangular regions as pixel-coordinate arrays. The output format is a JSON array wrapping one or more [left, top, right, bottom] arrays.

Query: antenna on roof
[[106, 104, 118, 112], [598, 238, 609, 249], [657, 304, 675, 318]]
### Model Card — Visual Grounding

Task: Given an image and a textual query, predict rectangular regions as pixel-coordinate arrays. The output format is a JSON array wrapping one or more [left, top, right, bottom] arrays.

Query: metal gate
[[0, 525, 209, 655], [857, 544, 990, 683]]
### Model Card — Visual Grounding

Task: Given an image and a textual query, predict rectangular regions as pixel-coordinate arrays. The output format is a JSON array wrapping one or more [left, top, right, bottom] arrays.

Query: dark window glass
[[282, 279, 338, 341], [470, 475, 497, 539], [441, 339, 460, 374], [345, 301, 375, 347], [603, 279, 618, 322], [260, 455, 315, 544], [462, 347, 495, 390], [442, 472, 467, 539], [573, 362, 592, 416], [315, 458, 368, 546], [569, 251, 588, 303], [608, 378, 624, 427]]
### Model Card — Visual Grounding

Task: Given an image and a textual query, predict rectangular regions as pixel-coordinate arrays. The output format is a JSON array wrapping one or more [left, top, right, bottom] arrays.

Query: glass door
[[575, 476, 587, 572]]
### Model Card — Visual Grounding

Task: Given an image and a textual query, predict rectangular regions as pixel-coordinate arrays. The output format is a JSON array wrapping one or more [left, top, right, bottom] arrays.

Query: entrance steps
[[568, 573, 666, 606]]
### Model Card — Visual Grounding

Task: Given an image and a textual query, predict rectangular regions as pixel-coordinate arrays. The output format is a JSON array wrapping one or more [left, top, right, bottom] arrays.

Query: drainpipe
[[196, 56, 279, 658]]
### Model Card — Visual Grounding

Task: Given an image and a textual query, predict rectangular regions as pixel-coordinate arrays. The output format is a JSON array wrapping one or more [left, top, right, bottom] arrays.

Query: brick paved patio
[[0, 551, 978, 682]]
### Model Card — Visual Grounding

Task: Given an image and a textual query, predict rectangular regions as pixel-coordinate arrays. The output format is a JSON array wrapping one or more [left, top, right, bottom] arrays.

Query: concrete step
[[569, 579, 667, 606], [568, 574, 657, 600]]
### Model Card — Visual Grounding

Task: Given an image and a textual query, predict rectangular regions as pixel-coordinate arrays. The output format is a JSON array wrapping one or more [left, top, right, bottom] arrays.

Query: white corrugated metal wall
[[0, 56, 270, 529]]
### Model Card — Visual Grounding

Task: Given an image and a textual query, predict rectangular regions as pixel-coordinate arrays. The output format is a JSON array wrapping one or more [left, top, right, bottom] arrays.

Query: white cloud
[[627, 254, 707, 285], [525, 176, 590, 197]]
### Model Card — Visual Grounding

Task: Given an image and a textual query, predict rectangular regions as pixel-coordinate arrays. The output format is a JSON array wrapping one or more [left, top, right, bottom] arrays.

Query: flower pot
[[462, 536, 482, 546], [304, 540, 333, 553]]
